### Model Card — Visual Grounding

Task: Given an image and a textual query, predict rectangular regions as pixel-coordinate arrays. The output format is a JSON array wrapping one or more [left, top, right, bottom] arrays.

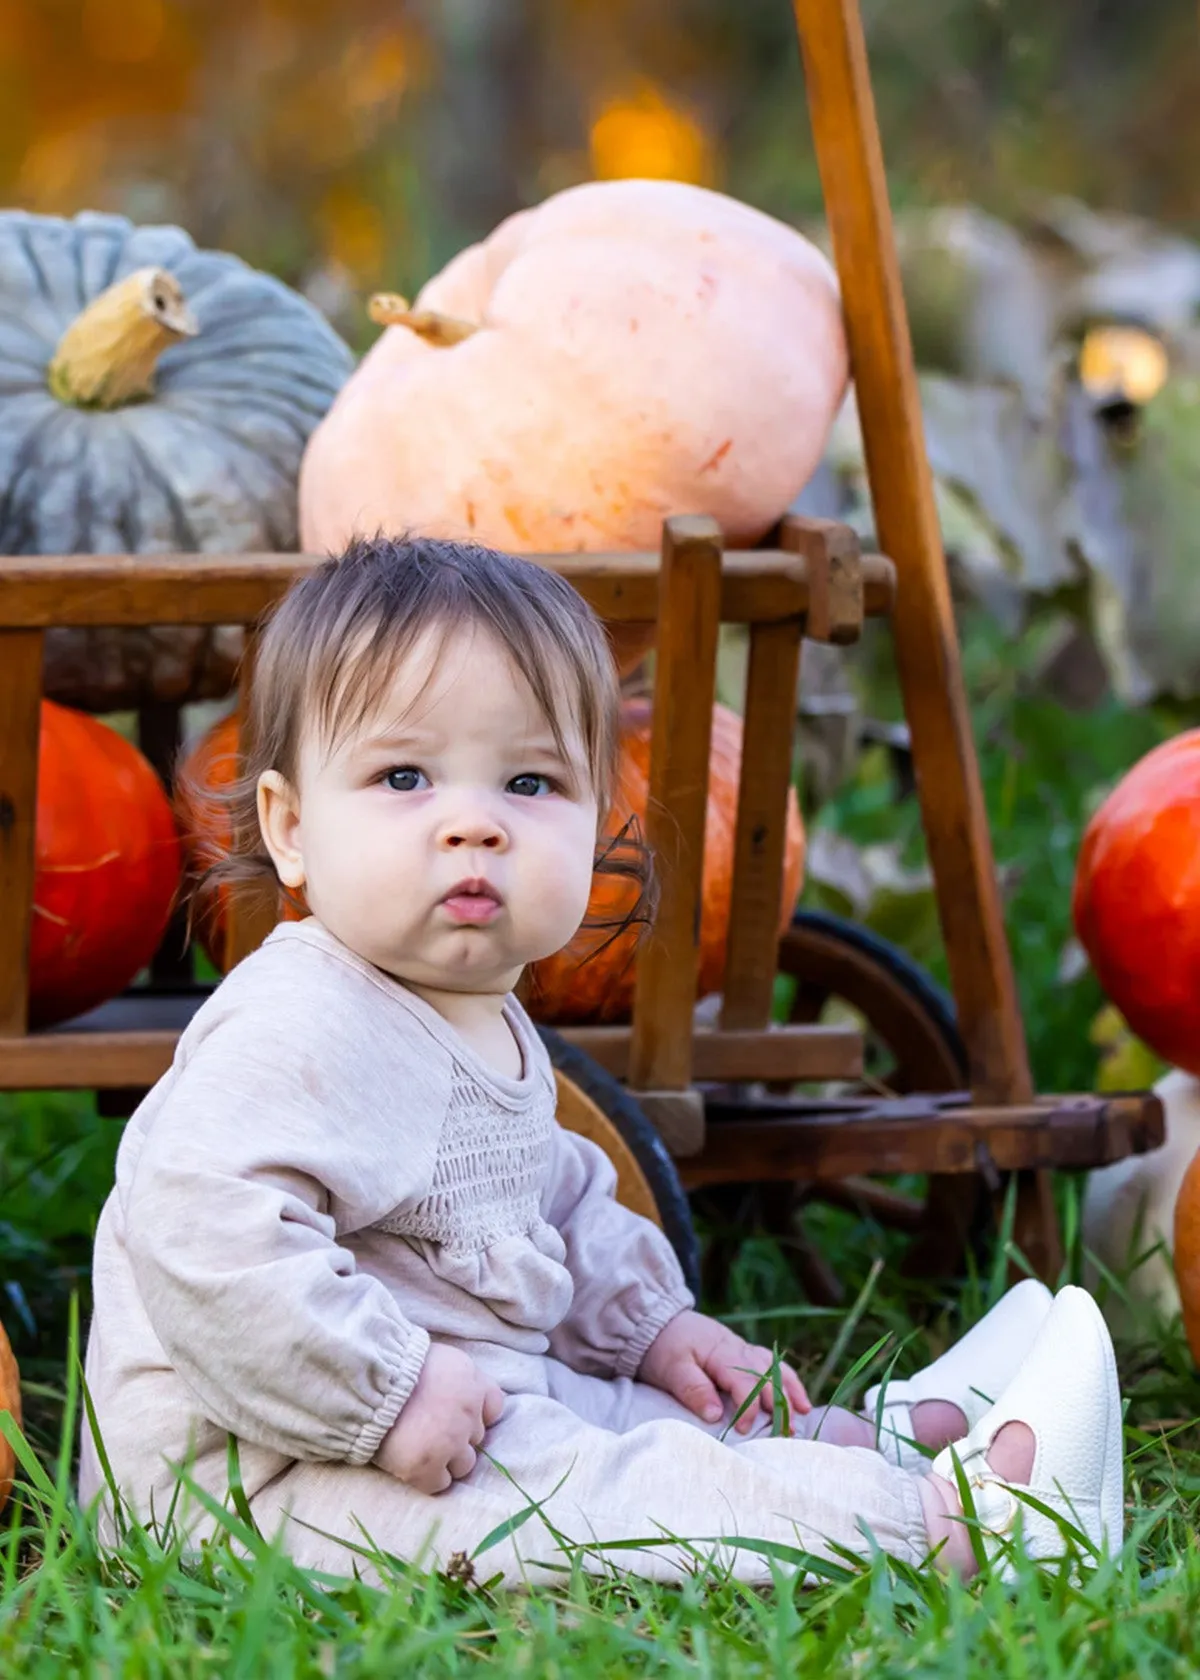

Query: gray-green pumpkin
[[0, 209, 355, 710]]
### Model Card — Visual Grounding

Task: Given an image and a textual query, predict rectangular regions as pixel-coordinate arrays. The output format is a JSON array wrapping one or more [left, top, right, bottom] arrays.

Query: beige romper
[[80, 920, 928, 1586]]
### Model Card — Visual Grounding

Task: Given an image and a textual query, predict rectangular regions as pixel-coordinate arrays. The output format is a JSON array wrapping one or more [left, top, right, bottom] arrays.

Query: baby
[[81, 535, 1124, 1587]]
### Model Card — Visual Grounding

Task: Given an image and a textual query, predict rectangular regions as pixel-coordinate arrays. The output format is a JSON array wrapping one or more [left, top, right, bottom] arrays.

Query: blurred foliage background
[[3, 0, 1197, 342]]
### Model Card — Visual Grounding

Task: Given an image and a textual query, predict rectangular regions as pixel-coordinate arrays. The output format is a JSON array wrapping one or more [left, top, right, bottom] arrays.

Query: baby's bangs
[[308, 612, 431, 758], [465, 582, 615, 797]]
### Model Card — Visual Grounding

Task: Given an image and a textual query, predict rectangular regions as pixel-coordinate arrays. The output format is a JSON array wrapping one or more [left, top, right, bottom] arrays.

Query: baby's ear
[[257, 770, 305, 889]]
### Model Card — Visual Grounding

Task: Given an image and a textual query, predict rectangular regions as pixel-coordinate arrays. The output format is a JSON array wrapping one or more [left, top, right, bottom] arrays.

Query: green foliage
[[809, 605, 1171, 1092]]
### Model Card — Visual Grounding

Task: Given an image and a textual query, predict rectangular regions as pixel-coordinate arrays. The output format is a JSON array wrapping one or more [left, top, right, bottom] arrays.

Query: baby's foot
[[865, 1278, 1052, 1469], [919, 1287, 1123, 1579]]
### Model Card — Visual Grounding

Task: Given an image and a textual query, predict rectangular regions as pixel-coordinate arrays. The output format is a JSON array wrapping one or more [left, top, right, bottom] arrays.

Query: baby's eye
[[507, 773, 552, 798], [385, 766, 429, 793]]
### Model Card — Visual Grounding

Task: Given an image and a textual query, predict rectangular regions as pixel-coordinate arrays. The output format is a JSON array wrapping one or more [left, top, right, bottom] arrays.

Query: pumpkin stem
[[368, 292, 480, 346], [47, 267, 199, 410]]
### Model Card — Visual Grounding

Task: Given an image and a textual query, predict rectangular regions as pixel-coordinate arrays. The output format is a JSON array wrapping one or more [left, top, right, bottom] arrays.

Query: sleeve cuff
[[613, 1285, 695, 1379], [347, 1325, 431, 1465]]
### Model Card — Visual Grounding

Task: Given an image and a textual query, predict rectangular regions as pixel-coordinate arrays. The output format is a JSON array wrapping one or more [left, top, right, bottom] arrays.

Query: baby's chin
[[369, 942, 526, 998]]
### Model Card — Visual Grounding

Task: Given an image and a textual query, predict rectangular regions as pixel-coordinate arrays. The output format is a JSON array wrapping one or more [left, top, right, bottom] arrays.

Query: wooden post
[[792, 0, 1058, 1274], [0, 631, 44, 1036], [628, 517, 723, 1155], [791, 0, 1033, 1110], [718, 614, 805, 1032]]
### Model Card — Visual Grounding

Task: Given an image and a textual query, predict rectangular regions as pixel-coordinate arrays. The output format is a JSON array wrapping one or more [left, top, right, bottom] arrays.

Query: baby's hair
[[183, 533, 655, 968]]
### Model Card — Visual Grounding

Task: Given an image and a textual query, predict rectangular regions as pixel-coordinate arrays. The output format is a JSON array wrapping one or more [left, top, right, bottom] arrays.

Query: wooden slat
[[561, 1023, 863, 1082], [793, 0, 1032, 1108], [0, 1031, 178, 1090], [0, 550, 897, 630], [0, 631, 44, 1036], [628, 518, 723, 1095], [719, 616, 806, 1030], [0, 1018, 863, 1092], [780, 514, 864, 645], [681, 1092, 1166, 1187]]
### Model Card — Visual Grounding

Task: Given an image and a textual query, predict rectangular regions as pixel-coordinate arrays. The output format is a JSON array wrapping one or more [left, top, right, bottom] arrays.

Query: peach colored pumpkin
[[298, 179, 848, 671], [525, 698, 806, 1024]]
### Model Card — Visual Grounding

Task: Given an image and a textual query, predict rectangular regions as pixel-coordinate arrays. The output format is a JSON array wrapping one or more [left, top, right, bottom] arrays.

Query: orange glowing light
[[589, 81, 713, 185]]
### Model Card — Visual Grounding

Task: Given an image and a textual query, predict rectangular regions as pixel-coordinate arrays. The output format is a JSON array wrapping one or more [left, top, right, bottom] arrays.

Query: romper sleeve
[[539, 1122, 694, 1378], [121, 962, 451, 1466]]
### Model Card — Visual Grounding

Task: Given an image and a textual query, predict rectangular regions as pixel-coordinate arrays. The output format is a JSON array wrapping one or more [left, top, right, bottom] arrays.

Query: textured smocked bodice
[[373, 1011, 573, 1333]]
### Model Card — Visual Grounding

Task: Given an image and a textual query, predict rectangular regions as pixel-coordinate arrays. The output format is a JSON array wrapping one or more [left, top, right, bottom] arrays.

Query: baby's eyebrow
[[354, 728, 439, 755]]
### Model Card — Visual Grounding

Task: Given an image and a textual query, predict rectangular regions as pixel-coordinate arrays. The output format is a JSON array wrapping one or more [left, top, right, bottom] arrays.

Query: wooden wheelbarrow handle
[[791, 0, 1033, 1110]]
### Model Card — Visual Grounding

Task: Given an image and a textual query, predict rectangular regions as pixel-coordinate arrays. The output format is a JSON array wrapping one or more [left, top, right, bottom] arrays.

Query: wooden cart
[[0, 0, 1165, 1296]]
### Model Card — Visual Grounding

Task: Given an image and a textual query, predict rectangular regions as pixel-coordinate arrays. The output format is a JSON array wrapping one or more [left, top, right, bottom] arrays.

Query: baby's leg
[[248, 1391, 931, 1590], [793, 1400, 964, 1454]]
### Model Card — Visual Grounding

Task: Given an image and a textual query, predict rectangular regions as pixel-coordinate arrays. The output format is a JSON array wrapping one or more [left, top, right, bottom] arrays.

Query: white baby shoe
[[930, 1284, 1124, 1577], [865, 1278, 1053, 1469]]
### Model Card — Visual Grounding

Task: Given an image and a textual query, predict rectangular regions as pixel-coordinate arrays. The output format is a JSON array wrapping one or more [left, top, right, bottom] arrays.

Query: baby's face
[[263, 624, 600, 997]]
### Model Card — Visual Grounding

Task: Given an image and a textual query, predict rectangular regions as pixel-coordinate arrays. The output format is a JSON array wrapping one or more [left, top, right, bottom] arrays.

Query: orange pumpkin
[[298, 179, 849, 674], [526, 699, 806, 1023], [31, 702, 181, 1029], [1073, 730, 1200, 1077], [175, 712, 306, 971], [0, 1320, 19, 1515]]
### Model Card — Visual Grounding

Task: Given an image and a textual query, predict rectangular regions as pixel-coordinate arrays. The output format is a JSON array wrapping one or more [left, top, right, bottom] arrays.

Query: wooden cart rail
[[0, 514, 889, 1153], [0, 546, 895, 629]]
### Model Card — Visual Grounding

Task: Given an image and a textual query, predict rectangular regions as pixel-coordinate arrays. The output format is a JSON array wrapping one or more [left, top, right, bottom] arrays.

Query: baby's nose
[[438, 809, 507, 850]]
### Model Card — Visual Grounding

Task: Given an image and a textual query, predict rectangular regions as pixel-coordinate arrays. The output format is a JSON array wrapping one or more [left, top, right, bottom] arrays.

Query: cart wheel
[[538, 1026, 703, 1300], [779, 908, 967, 1093], [775, 908, 982, 1287]]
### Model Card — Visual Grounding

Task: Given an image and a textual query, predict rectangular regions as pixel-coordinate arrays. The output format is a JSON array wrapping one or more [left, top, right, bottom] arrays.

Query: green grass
[[1, 1149, 1199, 1676], [1, 605, 1197, 1670]]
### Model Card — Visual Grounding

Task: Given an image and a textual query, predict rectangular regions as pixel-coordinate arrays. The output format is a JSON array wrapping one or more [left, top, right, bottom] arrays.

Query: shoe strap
[[863, 1378, 920, 1414], [933, 1440, 1021, 1537]]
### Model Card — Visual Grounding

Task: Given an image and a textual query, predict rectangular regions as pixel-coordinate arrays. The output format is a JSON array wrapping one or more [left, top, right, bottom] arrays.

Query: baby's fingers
[[670, 1355, 725, 1424], [762, 1363, 812, 1422], [716, 1353, 775, 1435]]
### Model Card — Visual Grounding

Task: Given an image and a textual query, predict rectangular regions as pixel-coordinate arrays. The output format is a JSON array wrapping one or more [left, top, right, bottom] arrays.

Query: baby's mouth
[[440, 878, 504, 926]]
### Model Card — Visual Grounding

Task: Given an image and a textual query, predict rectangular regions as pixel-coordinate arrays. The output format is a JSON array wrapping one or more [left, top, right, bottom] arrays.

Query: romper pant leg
[[247, 1391, 930, 1589]]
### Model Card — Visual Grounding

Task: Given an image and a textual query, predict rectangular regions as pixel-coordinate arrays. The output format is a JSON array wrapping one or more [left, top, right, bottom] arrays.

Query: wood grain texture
[[0, 631, 44, 1036], [628, 517, 723, 1097], [682, 1091, 1165, 1187], [0, 1019, 864, 1092], [0, 1029, 177, 1088], [719, 616, 806, 1030], [0, 550, 897, 629], [792, 0, 1032, 1108], [780, 514, 864, 645]]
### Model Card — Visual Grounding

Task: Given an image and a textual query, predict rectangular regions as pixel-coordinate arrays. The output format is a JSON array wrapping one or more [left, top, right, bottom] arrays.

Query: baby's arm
[[541, 1122, 809, 1427], [122, 999, 463, 1473], [539, 1122, 695, 1378]]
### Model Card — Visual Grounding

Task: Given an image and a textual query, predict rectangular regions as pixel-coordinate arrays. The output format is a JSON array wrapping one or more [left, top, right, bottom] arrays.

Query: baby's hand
[[639, 1309, 811, 1434], [372, 1344, 505, 1494]]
